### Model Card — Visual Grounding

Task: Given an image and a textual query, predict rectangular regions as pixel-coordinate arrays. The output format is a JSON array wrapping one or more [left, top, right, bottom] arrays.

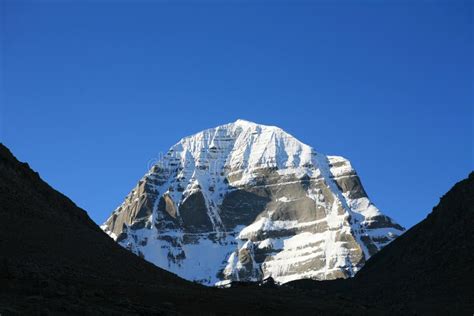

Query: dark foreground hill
[[0, 142, 472, 315], [355, 169, 474, 312], [287, 171, 474, 314]]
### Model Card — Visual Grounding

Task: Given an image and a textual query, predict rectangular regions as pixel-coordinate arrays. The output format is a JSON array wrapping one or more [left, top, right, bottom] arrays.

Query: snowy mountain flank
[[101, 120, 404, 286]]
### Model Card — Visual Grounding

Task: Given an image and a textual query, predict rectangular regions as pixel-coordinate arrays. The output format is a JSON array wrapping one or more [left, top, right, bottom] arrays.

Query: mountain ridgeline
[[102, 120, 404, 285]]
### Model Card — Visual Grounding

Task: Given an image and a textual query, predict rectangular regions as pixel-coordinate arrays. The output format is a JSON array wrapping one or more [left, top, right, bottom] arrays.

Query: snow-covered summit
[[172, 119, 313, 171], [102, 120, 404, 285]]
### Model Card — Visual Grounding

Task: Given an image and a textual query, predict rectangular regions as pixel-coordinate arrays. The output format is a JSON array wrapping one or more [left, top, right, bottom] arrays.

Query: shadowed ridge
[[287, 171, 474, 314], [350, 171, 474, 314], [0, 143, 98, 230], [356, 171, 474, 281], [0, 143, 197, 314]]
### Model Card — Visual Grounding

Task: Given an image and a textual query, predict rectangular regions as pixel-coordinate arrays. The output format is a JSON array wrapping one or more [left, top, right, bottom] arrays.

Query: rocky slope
[[102, 119, 404, 285]]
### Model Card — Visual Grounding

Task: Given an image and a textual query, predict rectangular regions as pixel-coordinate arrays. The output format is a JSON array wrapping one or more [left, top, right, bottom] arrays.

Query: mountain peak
[[102, 122, 404, 285], [231, 119, 282, 132], [170, 120, 311, 175], [234, 118, 257, 125]]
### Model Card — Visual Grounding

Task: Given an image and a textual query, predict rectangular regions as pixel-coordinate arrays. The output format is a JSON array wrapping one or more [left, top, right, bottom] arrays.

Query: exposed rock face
[[102, 120, 404, 285]]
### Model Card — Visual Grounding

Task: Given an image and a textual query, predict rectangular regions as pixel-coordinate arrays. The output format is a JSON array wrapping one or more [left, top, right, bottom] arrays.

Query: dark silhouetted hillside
[[287, 172, 474, 314]]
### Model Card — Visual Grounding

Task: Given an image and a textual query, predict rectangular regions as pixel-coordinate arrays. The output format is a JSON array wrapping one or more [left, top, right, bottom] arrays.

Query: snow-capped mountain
[[102, 119, 404, 286]]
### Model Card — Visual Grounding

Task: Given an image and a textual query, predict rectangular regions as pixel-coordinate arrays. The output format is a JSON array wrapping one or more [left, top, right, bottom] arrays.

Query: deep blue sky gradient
[[1, 1, 472, 228]]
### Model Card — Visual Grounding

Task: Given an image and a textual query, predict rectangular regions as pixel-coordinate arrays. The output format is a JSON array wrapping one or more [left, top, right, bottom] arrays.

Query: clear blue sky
[[1, 1, 472, 228]]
